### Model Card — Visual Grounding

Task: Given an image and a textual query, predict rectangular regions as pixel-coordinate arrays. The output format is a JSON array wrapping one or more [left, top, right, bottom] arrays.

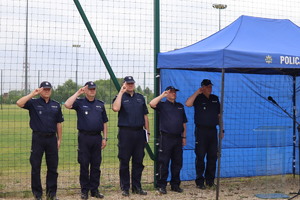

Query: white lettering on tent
[[280, 56, 300, 65]]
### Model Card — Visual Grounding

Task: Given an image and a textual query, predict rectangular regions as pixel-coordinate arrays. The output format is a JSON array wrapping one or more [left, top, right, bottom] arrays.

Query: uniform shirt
[[113, 92, 148, 127], [23, 97, 64, 133], [193, 93, 220, 127], [155, 100, 187, 135], [72, 97, 108, 132]]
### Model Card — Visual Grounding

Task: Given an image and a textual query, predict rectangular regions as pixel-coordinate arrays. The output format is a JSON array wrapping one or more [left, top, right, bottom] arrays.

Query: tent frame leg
[[289, 126, 300, 200]]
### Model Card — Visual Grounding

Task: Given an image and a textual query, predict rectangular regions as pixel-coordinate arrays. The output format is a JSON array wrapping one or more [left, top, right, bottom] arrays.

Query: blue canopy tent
[[157, 15, 300, 181]]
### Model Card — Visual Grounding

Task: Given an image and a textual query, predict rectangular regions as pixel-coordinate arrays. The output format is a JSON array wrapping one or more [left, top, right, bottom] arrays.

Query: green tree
[[51, 79, 77, 103], [1, 90, 26, 104]]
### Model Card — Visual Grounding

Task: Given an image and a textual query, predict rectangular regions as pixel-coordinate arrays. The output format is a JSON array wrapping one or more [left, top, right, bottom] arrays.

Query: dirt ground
[[2, 175, 299, 200]]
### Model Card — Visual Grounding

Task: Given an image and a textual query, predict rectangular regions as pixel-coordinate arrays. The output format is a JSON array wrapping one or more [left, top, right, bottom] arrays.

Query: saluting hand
[[77, 85, 88, 95], [31, 88, 43, 97], [196, 87, 204, 95], [161, 90, 169, 97], [120, 83, 127, 93]]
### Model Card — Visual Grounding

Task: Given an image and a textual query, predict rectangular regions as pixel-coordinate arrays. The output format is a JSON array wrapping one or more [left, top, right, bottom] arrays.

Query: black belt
[[119, 126, 143, 131], [196, 125, 216, 129], [160, 131, 182, 138], [79, 131, 101, 135], [33, 131, 56, 137]]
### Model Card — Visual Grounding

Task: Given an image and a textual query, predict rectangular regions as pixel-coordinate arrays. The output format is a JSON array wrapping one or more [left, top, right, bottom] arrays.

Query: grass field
[[1, 104, 299, 199], [0, 104, 155, 196]]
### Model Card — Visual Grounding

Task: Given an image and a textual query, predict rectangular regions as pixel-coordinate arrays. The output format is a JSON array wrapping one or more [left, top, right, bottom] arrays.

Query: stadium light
[[212, 4, 227, 30], [72, 44, 81, 89]]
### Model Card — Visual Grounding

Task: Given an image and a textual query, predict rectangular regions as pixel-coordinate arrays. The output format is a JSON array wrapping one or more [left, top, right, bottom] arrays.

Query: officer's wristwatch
[[102, 138, 108, 141]]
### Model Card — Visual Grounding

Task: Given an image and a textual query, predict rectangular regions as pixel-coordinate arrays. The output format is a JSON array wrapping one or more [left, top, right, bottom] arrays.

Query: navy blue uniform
[[193, 93, 220, 186], [113, 92, 148, 191], [72, 97, 108, 195], [155, 100, 187, 189], [23, 97, 64, 198]]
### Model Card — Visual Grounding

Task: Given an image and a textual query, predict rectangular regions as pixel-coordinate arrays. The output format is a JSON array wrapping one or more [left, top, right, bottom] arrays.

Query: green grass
[[0, 104, 155, 193]]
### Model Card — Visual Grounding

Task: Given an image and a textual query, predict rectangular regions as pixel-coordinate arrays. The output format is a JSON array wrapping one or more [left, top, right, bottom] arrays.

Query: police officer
[[16, 81, 63, 200], [64, 81, 108, 199], [185, 79, 224, 189], [112, 76, 149, 197], [149, 86, 187, 195]]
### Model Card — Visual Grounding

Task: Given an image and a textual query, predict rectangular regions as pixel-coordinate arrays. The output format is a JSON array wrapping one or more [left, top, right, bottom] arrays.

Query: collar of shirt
[[38, 97, 51, 104], [165, 99, 176, 105], [124, 91, 135, 97], [85, 97, 95, 103]]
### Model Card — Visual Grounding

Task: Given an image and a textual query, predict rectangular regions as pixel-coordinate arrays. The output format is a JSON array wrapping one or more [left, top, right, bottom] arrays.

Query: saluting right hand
[[196, 87, 204, 94], [31, 88, 43, 96], [161, 90, 169, 97], [120, 83, 127, 93], [77, 85, 88, 95]]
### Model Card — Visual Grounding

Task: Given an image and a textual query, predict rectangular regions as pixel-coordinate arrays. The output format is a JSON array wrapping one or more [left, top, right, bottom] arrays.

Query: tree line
[[1, 79, 154, 104]]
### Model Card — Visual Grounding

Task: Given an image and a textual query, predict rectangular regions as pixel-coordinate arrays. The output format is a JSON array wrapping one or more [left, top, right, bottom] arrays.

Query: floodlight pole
[[72, 44, 81, 90], [213, 3, 227, 200], [24, 0, 29, 94], [213, 4, 227, 31]]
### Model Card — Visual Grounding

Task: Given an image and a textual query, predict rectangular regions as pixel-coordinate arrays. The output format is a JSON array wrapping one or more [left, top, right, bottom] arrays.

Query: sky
[[1, 0, 300, 93]]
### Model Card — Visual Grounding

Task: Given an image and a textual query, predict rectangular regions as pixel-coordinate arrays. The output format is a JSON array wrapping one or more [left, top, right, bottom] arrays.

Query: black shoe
[[207, 182, 217, 189], [157, 187, 167, 194], [91, 191, 104, 198], [34, 196, 42, 200], [197, 184, 206, 190], [132, 187, 147, 195], [80, 193, 88, 200], [171, 186, 183, 193], [46, 195, 59, 200], [122, 190, 129, 197]]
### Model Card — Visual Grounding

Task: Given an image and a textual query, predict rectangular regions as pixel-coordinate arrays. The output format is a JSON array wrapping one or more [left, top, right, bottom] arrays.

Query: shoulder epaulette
[[52, 99, 60, 104], [96, 99, 105, 104]]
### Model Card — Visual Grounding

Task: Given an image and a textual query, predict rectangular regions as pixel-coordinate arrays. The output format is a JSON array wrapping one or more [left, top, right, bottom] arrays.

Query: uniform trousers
[[118, 128, 145, 191], [30, 133, 58, 198], [156, 133, 183, 189], [77, 133, 102, 194], [194, 126, 218, 186]]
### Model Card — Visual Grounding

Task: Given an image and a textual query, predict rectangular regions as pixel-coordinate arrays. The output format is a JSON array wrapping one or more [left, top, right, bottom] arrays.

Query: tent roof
[[157, 15, 300, 75]]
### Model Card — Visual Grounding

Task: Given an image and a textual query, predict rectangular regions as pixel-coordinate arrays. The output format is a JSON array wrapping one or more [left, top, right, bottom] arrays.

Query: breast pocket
[[200, 103, 207, 111], [81, 106, 91, 115], [95, 106, 103, 113], [36, 106, 45, 115], [50, 106, 59, 114]]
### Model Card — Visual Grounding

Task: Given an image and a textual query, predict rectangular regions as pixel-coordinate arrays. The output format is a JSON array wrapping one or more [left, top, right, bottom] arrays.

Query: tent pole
[[288, 76, 300, 199], [216, 68, 225, 200], [292, 76, 296, 178]]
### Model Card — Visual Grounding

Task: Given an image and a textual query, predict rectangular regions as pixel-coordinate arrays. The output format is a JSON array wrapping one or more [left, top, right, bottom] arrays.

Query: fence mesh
[[1, 0, 300, 197]]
